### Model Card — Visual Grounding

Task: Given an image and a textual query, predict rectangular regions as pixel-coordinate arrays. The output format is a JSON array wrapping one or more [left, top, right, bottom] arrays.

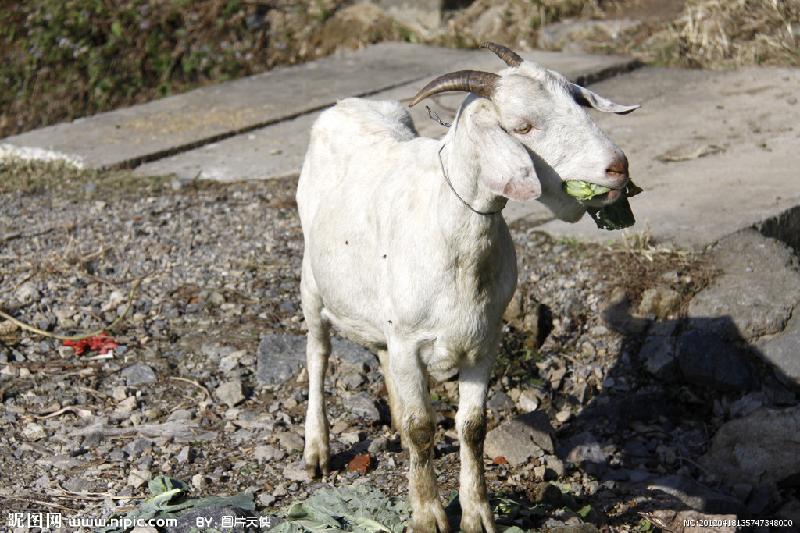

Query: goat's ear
[[571, 84, 640, 115], [469, 101, 541, 201]]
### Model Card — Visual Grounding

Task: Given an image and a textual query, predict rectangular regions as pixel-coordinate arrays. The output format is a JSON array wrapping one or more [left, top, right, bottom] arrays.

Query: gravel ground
[[0, 159, 794, 532]]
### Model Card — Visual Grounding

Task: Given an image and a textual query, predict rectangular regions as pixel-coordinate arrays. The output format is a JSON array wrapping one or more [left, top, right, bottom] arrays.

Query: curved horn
[[409, 70, 500, 107], [481, 41, 523, 67]]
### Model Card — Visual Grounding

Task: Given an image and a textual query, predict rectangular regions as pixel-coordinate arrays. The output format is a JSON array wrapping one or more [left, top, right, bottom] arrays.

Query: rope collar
[[437, 144, 504, 216]]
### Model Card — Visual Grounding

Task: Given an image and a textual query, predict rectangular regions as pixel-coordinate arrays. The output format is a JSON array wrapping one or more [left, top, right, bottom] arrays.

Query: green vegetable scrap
[[563, 179, 644, 231], [272, 485, 410, 533], [563, 180, 611, 201]]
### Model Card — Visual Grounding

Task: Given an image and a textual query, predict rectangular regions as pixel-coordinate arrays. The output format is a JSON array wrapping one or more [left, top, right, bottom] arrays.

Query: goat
[[296, 42, 638, 533]]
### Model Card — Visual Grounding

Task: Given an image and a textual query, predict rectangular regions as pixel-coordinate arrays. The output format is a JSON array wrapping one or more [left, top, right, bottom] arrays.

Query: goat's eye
[[514, 124, 533, 134]]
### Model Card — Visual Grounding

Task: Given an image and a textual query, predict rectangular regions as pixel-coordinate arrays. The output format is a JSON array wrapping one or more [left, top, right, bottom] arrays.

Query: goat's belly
[[321, 308, 386, 349]]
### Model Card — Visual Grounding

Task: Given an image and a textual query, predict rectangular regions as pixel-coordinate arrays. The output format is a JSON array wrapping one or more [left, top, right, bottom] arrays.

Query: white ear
[[468, 101, 541, 201], [571, 83, 640, 115]]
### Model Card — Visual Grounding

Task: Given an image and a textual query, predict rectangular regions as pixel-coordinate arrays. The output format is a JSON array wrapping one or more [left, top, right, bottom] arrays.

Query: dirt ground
[[7, 159, 797, 531]]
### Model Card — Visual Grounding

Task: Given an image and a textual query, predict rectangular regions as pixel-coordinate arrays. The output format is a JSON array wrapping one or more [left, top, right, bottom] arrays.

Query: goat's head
[[410, 42, 638, 221]]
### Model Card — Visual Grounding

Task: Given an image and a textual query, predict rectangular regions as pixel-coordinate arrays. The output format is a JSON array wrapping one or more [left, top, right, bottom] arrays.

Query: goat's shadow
[[538, 296, 800, 530]]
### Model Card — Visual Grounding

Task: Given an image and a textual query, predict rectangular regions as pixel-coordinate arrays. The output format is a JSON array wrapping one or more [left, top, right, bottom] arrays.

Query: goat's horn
[[481, 42, 523, 67], [409, 70, 500, 107]]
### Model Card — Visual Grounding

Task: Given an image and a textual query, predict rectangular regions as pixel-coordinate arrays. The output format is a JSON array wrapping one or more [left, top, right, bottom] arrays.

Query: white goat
[[296, 43, 637, 533]]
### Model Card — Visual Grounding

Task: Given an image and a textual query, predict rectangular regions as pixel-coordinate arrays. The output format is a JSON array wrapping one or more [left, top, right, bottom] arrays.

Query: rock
[[128, 469, 150, 489], [650, 510, 737, 533], [538, 18, 641, 52], [687, 230, 800, 341], [176, 446, 191, 464], [336, 367, 365, 391], [256, 333, 307, 386], [121, 363, 157, 386], [331, 337, 377, 369], [638, 287, 681, 319], [558, 432, 606, 473], [487, 391, 514, 412], [22, 422, 46, 441], [15, 282, 40, 304], [639, 334, 679, 380], [215, 380, 244, 407], [346, 392, 381, 423], [368, 436, 388, 454], [277, 432, 304, 453], [259, 493, 276, 507], [257, 335, 376, 386], [284, 462, 309, 482], [757, 310, 800, 387], [517, 389, 539, 412], [602, 288, 649, 335], [111, 385, 128, 401], [676, 330, 755, 391], [191, 473, 206, 490], [255, 445, 284, 462], [646, 475, 740, 514], [340, 431, 362, 445], [484, 411, 554, 466], [700, 405, 800, 487]]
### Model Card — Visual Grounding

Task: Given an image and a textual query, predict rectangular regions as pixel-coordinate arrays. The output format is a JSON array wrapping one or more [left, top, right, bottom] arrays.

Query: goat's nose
[[606, 154, 629, 179]]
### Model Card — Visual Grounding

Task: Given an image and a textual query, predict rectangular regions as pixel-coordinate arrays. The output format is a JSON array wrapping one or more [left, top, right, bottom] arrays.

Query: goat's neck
[[438, 134, 507, 221], [436, 133, 508, 255]]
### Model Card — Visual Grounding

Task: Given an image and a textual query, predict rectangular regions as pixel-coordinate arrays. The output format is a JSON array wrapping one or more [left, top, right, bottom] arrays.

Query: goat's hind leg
[[390, 341, 449, 533], [377, 349, 403, 433], [301, 267, 331, 478]]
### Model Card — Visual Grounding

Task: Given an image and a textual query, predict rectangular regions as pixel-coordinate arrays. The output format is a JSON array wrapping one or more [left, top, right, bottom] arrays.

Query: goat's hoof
[[410, 501, 450, 533], [303, 441, 330, 479], [460, 501, 496, 533]]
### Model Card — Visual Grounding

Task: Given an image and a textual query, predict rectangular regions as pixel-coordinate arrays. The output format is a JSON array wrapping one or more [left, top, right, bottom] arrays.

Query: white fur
[[296, 60, 634, 533]]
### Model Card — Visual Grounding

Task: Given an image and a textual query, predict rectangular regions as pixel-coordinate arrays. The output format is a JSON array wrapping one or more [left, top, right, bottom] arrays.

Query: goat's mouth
[[582, 187, 624, 207]]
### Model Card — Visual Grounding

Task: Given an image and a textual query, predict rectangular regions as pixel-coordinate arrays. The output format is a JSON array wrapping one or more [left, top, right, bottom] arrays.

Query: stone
[[22, 422, 46, 441], [517, 389, 539, 412], [646, 475, 740, 514], [676, 330, 755, 391], [215, 380, 244, 408], [346, 392, 381, 423], [687, 230, 800, 340], [254, 445, 284, 462], [639, 334, 678, 380], [277, 432, 304, 453], [700, 405, 800, 487], [331, 337, 377, 370], [128, 469, 150, 489], [121, 363, 157, 387], [15, 282, 39, 304], [191, 473, 206, 491], [256, 333, 307, 386], [484, 411, 554, 466], [487, 391, 515, 412], [538, 18, 642, 52], [638, 286, 680, 319], [558, 432, 606, 470], [757, 310, 800, 387], [283, 462, 309, 482]]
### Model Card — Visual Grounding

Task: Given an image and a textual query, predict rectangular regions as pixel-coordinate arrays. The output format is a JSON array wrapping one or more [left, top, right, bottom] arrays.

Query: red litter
[[63, 332, 118, 356]]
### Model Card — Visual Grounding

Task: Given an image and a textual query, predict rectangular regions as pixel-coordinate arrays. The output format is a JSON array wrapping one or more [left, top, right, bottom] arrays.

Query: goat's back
[[297, 99, 418, 230]]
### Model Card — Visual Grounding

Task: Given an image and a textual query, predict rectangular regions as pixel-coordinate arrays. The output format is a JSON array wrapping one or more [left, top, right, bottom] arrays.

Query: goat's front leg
[[389, 342, 449, 532], [301, 277, 331, 479], [457, 358, 496, 533]]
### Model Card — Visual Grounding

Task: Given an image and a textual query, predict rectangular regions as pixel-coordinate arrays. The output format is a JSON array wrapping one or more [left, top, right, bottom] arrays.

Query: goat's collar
[[437, 144, 504, 217]]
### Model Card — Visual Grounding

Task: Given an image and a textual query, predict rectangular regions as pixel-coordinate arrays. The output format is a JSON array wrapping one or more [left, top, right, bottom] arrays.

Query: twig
[[54, 485, 133, 501], [0, 277, 143, 341], [169, 376, 212, 400], [0, 495, 78, 512]]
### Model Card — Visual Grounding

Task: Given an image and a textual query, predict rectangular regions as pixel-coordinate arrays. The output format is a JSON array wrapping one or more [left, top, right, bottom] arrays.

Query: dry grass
[[673, 0, 800, 67], [633, 0, 800, 67]]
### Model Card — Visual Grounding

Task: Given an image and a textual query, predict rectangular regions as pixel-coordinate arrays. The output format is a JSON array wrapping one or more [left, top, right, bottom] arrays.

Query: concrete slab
[[517, 67, 800, 249], [0, 43, 636, 171], [136, 48, 638, 180]]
